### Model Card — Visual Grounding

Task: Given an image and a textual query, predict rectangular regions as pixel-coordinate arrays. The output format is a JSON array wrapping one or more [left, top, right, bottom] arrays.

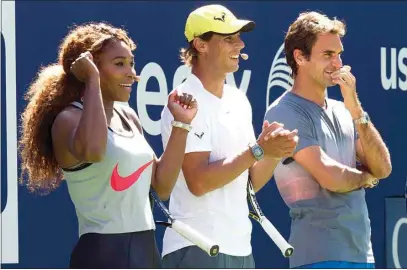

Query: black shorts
[[70, 230, 161, 269], [162, 246, 255, 269]]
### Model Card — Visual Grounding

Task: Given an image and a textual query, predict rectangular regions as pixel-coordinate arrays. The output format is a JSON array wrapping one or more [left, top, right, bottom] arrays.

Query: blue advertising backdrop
[[1, 1, 407, 268]]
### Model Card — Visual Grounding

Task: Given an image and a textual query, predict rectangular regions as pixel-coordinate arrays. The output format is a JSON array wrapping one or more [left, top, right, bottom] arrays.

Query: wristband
[[171, 120, 192, 132]]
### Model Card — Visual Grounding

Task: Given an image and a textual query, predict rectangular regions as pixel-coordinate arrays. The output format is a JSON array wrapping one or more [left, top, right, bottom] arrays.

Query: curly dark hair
[[19, 22, 136, 193], [284, 11, 346, 77]]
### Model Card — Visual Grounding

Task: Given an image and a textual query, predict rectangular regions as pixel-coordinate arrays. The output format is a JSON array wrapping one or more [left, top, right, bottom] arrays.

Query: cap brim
[[219, 19, 255, 35], [237, 20, 256, 33], [188, 19, 256, 42]]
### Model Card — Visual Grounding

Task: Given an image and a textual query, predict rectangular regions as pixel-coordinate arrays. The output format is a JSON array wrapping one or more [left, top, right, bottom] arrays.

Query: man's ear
[[293, 49, 307, 66], [193, 38, 208, 54]]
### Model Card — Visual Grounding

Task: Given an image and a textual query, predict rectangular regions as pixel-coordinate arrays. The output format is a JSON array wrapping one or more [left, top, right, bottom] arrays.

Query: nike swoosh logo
[[110, 160, 154, 191]]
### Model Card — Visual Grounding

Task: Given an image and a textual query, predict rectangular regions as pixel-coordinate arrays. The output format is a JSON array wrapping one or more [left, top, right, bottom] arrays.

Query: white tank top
[[63, 102, 155, 236]]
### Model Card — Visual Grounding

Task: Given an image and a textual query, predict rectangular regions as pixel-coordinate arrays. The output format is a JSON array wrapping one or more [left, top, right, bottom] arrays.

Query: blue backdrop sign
[[385, 198, 407, 269], [1, 1, 407, 268]]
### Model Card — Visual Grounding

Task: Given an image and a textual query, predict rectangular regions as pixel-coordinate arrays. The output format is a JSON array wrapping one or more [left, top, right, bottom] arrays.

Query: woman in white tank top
[[19, 22, 197, 268]]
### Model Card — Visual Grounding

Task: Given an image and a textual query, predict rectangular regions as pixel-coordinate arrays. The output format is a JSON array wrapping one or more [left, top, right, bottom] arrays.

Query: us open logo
[[266, 43, 293, 108]]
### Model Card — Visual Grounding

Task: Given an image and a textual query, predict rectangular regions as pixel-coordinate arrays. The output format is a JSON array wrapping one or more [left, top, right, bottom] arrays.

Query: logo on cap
[[214, 12, 226, 22]]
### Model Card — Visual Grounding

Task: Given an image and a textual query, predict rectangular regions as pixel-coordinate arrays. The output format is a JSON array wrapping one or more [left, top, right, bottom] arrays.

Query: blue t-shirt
[[264, 91, 374, 268]]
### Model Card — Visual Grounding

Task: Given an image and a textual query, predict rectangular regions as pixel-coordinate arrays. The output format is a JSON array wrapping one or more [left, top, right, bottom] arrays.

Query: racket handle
[[171, 220, 219, 257], [261, 218, 294, 257]]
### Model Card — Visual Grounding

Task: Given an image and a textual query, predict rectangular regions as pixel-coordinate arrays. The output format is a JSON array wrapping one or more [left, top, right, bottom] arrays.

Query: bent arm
[[52, 79, 107, 165], [294, 146, 374, 193], [182, 149, 257, 196], [121, 105, 191, 201], [354, 120, 392, 179], [249, 158, 281, 192], [152, 127, 189, 200]]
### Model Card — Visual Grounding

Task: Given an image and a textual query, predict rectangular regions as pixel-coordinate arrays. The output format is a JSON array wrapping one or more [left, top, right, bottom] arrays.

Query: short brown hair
[[284, 11, 346, 77], [179, 32, 214, 66]]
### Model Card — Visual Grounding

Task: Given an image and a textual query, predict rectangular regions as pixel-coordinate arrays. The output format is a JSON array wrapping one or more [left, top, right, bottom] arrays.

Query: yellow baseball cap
[[185, 4, 255, 42]]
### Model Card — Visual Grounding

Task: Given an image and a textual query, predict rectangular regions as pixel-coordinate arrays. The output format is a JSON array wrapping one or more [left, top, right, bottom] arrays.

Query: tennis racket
[[149, 189, 219, 257], [247, 179, 294, 257]]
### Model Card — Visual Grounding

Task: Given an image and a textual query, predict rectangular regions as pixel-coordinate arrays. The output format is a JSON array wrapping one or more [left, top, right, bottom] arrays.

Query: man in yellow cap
[[160, 4, 298, 269]]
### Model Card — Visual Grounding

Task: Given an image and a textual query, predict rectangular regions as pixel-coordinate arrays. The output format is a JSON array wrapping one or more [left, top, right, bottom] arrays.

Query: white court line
[[0, 0, 18, 265]]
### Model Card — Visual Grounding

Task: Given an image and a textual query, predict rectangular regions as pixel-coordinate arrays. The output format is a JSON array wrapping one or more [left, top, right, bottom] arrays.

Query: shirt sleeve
[[264, 104, 319, 155]]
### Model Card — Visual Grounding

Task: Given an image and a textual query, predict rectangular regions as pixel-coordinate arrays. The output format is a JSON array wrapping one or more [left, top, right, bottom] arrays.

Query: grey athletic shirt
[[63, 102, 155, 237], [264, 91, 374, 268]]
